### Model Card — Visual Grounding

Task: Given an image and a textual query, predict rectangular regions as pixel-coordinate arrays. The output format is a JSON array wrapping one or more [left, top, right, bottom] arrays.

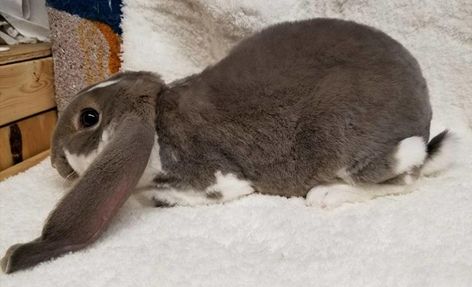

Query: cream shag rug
[[1, 0, 472, 286]]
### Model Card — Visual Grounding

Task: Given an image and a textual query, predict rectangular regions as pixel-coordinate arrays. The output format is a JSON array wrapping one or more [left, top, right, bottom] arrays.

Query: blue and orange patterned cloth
[[46, 0, 123, 110]]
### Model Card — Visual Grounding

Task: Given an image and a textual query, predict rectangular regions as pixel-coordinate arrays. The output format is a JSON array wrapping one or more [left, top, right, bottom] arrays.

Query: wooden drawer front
[[0, 110, 57, 171], [0, 43, 52, 65], [0, 57, 56, 126]]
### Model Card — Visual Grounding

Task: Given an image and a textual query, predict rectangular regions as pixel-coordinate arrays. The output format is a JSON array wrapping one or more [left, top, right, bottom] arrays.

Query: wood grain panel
[[18, 110, 57, 159], [0, 57, 56, 126], [0, 110, 57, 172], [0, 43, 51, 65]]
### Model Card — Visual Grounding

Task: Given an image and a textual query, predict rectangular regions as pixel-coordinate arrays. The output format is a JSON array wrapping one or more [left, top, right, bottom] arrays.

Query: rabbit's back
[[157, 18, 431, 196]]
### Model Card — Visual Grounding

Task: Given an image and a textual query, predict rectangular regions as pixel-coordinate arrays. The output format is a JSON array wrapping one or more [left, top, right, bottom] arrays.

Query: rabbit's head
[[51, 71, 164, 179]]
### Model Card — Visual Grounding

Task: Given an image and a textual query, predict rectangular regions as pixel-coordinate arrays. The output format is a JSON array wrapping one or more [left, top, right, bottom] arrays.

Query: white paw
[[306, 184, 373, 209]]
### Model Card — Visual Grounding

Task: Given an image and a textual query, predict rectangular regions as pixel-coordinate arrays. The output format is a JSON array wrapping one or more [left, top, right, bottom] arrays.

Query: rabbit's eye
[[79, 108, 100, 128]]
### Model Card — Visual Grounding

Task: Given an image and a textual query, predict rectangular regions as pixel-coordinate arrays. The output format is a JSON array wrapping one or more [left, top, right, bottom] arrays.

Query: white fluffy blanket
[[1, 0, 472, 286]]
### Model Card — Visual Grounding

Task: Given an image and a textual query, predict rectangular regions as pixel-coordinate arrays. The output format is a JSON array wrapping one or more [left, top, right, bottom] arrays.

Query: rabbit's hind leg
[[305, 179, 417, 209], [349, 136, 427, 184], [306, 136, 427, 209]]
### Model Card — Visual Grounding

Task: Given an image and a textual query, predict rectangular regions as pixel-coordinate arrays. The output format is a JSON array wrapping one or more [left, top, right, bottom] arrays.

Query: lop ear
[[124, 71, 166, 100], [1, 116, 155, 273]]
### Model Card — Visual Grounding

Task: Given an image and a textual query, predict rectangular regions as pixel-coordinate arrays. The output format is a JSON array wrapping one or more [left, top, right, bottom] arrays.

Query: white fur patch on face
[[136, 135, 162, 188], [64, 128, 112, 176], [150, 171, 254, 207], [394, 136, 427, 174], [85, 79, 120, 93]]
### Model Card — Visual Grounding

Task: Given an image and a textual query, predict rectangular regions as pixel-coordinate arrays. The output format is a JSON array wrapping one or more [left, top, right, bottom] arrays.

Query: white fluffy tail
[[421, 130, 459, 176]]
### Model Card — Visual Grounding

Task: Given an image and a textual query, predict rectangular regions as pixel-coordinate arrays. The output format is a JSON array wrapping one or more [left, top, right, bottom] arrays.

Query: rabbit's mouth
[[51, 147, 78, 180], [53, 156, 78, 180]]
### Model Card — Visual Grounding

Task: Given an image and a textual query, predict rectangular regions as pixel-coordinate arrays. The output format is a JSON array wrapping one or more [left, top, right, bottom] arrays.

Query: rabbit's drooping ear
[[50, 71, 163, 180], [1, 115, 155, 273]]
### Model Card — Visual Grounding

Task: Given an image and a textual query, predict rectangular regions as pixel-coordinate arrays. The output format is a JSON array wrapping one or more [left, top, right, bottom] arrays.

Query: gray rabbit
[[1, 18, 455, 273]]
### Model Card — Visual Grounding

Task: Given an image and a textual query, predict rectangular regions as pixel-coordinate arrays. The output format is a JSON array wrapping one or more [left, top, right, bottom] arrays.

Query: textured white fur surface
[[1, 152, 472, 286], [393, 136, 427, 174], [422, 133, 461, 176], [1, 0, 472, 286], [137, 135, 162, 188]]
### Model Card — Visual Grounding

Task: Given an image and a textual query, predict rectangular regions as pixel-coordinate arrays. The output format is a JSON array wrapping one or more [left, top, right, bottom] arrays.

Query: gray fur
[[50, 72, 163, 178], [1, 116, 155, 273], [1, 74, 159, 273], [154, 18, 431, 196], [3, 18, 441, 273]]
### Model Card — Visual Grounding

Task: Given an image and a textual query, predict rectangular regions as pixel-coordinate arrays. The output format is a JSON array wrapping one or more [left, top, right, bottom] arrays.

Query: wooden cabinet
[[0, 43, 57, 180]]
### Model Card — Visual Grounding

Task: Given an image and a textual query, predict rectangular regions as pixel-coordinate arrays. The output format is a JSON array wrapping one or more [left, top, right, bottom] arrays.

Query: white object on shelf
[[0, 0, 50, 42]]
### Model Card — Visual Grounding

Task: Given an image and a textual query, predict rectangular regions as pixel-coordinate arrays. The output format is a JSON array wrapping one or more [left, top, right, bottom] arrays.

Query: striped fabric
[[46, 0, 123, 111]]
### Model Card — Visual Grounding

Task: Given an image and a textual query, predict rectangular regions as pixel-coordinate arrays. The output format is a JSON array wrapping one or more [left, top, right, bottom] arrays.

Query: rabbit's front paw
[[305, 184, 373, 209]]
